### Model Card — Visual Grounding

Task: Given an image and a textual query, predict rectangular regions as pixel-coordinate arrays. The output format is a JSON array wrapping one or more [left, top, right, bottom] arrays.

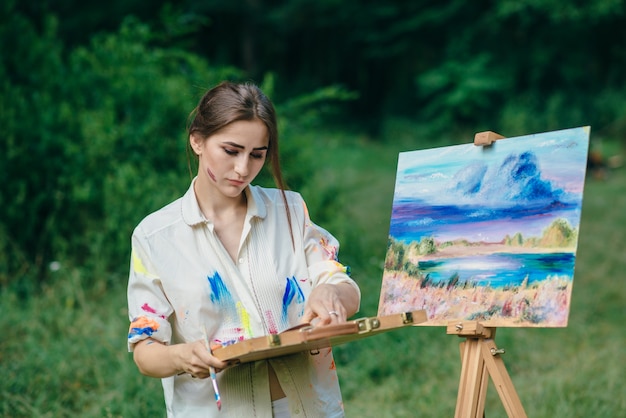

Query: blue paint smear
[[208, 271, 233, 304], [282, 276, 305, 318], [128, 327, 155, 339]]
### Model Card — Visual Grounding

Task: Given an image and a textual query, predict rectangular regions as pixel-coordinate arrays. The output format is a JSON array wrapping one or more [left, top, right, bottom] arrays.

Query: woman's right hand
[[174, 340, 231, 378], [133, 338, 230, 378]]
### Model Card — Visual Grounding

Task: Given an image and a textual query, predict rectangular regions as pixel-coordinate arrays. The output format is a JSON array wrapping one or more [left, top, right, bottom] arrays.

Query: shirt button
[[238, 258, 244, 264], [294, 409, 300, 415]]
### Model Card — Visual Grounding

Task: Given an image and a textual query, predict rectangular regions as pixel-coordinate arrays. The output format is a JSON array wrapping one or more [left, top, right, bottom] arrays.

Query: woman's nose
[[234, 157, 249, 177]]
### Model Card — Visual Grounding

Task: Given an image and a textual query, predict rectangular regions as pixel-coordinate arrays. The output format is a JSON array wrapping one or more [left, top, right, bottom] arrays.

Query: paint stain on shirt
[[141, 303, 167, 319], [265, 310, 278, 334], [207, 271, 233, 304], [237, 302, 253, 338], [319, 236, 339, 261], [131, 250, 157, 278], [128, 316, 160, 339], [282, 276, 305, 320], [207, 271, 240, 331]]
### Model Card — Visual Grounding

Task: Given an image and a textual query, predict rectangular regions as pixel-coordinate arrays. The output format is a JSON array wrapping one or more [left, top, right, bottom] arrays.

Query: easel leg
[[480, 340, 527, 418], [455, 339, 489, 418], [449, 322, 527, 418]]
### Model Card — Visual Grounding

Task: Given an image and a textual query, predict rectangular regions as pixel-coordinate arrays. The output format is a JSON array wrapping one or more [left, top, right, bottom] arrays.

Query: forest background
[[1, 1, 625, 416]]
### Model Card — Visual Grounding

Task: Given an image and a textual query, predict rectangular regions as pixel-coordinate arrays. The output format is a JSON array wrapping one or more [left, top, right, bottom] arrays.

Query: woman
[[127, 81, 361, 417]]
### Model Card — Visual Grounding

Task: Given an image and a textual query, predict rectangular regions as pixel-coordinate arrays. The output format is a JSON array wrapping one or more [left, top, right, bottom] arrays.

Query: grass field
[[1, 128, 624, 417]]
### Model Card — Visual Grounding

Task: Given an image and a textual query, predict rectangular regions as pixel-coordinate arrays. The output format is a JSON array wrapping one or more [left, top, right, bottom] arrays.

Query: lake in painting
[[417, 252, 575, 288], [378, 127, 590, 327]]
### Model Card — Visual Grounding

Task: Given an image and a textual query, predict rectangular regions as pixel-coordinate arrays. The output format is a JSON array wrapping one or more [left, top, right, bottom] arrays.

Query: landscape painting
[[378, 127, 590, 327]]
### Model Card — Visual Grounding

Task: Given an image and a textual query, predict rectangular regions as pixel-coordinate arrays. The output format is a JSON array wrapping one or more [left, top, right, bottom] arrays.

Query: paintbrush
[[202, 325, 222, 411]]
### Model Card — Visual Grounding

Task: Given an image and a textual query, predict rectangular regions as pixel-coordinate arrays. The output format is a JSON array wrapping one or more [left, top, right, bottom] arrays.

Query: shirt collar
[[181, 178, 267, 226]]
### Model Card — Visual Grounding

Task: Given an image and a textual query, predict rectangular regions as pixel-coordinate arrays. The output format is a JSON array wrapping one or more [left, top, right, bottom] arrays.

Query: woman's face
[[190, 119, 269, 199]]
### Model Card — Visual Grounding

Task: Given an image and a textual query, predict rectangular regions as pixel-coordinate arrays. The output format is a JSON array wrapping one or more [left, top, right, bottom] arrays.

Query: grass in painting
[[379, 213, 581, 326], [378, 270, 573, 326]]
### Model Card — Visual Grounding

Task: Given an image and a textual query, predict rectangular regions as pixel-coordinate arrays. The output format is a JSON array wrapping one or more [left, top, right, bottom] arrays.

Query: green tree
[[0, 8, 242, 287], [12, 0, 626, 138], [419, 236, 437, 255]]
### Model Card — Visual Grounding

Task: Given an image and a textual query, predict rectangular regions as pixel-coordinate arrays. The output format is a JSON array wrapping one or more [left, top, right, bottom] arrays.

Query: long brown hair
[[187, 81, 294, 246]]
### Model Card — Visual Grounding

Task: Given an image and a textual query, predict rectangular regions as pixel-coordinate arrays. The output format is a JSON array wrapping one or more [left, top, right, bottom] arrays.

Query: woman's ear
[[189, 133, 203, 155]]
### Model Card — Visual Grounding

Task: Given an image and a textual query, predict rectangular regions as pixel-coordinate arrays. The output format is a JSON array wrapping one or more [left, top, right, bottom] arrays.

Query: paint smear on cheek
[[207, 166, 217, 182]]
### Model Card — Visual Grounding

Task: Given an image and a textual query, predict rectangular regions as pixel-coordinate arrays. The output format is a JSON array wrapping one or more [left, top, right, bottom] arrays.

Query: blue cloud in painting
[[452, 151, 563, 205], [496, 151, 562, 202], [453, 162, 488, 195], [390, 127, 588, 244]]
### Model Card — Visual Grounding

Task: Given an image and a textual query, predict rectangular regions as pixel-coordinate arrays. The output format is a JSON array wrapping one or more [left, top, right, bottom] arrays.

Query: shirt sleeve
[[126, 226, 173, 351], [299, 197, 361, 303]]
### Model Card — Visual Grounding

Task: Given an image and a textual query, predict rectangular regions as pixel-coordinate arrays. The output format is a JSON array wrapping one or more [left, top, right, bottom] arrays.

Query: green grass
[[1, 128, 624, 417]]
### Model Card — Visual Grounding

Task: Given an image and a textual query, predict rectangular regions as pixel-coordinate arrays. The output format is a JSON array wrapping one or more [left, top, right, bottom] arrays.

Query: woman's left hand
[[300, 283, 359, 325]]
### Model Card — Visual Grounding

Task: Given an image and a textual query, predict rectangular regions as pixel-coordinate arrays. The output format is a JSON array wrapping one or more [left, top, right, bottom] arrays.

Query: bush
[[0, 13, 243, 288]]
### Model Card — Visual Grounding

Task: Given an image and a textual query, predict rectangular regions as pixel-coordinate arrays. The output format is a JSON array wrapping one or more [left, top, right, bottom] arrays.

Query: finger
[[326, 306, 347, 322], [194, 341, 230, 368], [205, 356, 230, 373], [300, 307, 316, 324], [327, 311, 341, 324], [315, 310, 336, 326]]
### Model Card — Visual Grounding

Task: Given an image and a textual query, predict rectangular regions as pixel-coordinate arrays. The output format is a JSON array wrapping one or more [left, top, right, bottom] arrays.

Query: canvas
[[378, 127, 590, 327]]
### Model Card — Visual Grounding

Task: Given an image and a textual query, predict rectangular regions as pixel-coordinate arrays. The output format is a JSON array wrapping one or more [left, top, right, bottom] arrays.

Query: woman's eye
[[223, 147, 264, 159]]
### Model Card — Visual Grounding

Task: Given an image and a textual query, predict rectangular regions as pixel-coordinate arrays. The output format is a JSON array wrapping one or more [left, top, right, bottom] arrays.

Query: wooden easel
[[447, 321, 527, 418], [444, 130, 527, 418]]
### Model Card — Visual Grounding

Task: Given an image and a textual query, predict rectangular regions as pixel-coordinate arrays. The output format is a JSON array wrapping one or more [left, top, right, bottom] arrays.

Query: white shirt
[[127, 179, 360, 417]]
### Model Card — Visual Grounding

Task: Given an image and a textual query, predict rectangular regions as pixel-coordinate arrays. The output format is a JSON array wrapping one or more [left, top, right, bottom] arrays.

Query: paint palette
[[212, 310, 427, 363]]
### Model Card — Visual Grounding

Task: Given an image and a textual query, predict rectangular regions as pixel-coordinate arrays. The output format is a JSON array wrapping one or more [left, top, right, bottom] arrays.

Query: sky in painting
[[389, 127, 590, 243]]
